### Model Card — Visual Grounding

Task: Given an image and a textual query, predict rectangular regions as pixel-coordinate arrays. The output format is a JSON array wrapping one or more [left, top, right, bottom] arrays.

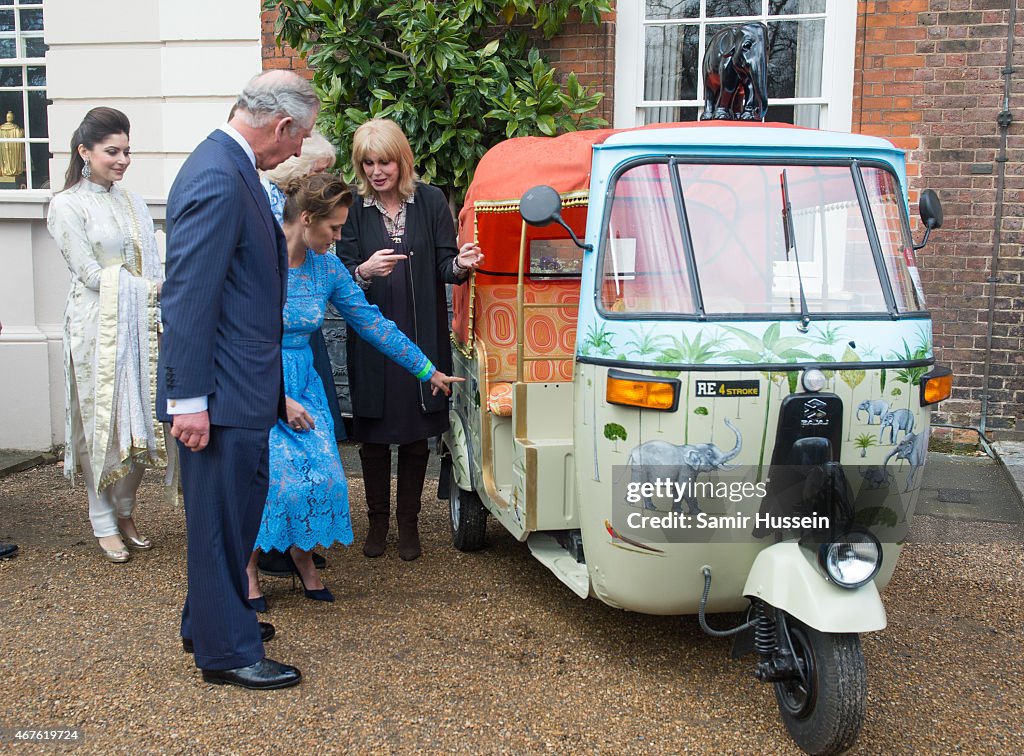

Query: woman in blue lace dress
[[246, 173, 460, 605]]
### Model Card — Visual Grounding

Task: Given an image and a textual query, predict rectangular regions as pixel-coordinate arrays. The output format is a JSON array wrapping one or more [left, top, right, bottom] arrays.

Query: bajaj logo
[[802, 398, 829, 427]]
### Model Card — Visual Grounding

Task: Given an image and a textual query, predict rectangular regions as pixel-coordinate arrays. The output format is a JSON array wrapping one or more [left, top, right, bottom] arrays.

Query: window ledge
[[0, 190, 167, 220]]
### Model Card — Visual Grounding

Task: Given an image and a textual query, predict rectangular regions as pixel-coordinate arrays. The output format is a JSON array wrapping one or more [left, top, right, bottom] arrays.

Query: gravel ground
[[1, 458, 1022, 754]]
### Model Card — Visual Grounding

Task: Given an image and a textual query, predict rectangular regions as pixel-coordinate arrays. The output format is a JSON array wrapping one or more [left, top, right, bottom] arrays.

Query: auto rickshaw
[[441, 121, 950, 754]]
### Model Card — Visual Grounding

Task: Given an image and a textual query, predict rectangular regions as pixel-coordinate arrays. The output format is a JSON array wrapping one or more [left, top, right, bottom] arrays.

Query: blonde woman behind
[[260, 130, 336, 225]]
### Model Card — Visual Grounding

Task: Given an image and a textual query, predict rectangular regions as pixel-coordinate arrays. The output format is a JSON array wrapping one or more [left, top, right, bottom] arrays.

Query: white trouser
[[70, 383, 145, 538]]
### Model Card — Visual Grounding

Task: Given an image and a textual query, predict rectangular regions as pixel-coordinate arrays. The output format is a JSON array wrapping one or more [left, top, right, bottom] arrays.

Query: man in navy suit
[[158, 70, 318, 690]]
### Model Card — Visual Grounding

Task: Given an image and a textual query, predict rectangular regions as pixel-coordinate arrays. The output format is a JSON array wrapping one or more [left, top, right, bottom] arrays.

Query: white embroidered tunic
[[47, 179, 166, 489]]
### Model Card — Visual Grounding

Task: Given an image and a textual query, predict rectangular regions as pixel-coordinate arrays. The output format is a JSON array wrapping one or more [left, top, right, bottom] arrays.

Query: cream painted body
[[446, 352, 919, 621]]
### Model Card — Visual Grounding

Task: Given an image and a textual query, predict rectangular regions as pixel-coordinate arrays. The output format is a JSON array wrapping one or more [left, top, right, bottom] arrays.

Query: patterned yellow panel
[[475, 282, 579, 385]]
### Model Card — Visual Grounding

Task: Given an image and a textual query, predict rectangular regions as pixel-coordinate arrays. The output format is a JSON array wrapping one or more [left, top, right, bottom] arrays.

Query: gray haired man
[[158, 71, 319, 689]]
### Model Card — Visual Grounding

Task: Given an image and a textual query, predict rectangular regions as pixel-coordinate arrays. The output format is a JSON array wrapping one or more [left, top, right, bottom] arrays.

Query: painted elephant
[[626, 419, 742, 514], [859, 464, 894, 490], [884, 429, 929, 492], [878, 408, 915, 444], [857, 398, 889, 425], [700, 22, 769, 122]]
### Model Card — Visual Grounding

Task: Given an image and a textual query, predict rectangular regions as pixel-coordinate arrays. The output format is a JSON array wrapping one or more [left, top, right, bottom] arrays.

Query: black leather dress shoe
[[258, 549, 327, 576], [201, 658, 301, 690], [182, 622, 275, 654], [0, 543, 17, 560]]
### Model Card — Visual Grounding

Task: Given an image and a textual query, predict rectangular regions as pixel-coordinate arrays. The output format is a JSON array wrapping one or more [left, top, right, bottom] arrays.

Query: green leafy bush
[[269, 0, 609, 200]]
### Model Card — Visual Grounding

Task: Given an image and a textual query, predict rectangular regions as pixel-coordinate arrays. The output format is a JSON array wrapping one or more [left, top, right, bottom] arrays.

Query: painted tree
[[269, 0, 609, 200], [855, 433, 877, 458], [603, 422, 627, 452], [720, 323, 813, 479], [653, 330, 727, 442]]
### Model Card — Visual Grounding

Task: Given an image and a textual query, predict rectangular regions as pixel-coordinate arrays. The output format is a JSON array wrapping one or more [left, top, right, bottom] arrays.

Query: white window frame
[[0, 0, 46, 191], [614, 0, 856, 131]]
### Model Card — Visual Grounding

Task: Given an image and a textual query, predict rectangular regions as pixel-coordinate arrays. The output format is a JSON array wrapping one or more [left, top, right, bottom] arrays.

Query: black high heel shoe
[[248, 595, 268, 613], [292, 570, 334, 603]]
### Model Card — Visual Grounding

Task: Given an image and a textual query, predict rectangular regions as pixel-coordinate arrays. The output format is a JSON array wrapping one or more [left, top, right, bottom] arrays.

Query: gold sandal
[[98, 538, 131, 563]]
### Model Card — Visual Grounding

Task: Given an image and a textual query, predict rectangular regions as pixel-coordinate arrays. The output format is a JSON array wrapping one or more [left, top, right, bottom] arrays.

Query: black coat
[[337, 182, 461, 419]]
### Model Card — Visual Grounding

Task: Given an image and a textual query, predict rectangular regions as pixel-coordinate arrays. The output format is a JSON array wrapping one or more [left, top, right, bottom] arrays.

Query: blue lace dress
[[255, 250, 435, 552]]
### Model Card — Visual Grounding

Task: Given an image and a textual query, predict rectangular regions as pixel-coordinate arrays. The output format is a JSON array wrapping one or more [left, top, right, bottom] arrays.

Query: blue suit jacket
[[158, 130, 288, 429]]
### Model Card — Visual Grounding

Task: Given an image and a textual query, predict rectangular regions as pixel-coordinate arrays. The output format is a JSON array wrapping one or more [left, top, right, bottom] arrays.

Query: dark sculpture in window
[[700, 22, 769, 122]]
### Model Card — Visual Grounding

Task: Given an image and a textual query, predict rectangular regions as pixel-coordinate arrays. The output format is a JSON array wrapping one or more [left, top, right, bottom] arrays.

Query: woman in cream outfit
[[47, 107, 167, 563]]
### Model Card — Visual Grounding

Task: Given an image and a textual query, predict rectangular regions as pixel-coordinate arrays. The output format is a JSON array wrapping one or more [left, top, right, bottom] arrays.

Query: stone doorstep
[[0, 449, 59, 479], [991, 440, 1024, 507]]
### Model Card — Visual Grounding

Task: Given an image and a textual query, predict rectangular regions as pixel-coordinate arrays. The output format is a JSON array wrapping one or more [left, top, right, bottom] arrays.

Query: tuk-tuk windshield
[[599, 161, 923, 317]]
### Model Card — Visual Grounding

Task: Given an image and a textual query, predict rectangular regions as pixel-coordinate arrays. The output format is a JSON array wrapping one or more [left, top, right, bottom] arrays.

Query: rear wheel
[[449, 467, 487, 552], [774, 619, 866, 755]]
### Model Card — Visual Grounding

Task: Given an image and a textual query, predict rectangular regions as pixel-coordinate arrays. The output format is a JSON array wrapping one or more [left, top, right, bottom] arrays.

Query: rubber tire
[[449, 467, 487, 552], [773, 619, 867, 756]]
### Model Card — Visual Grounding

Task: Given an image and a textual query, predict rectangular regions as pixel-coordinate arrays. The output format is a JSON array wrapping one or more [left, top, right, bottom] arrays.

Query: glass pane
[[599, 162, 695, 316], [677, 163, 892, 315], [641, 106, 700, 124], [644, 23, 699, 102], [23, 36, 45, 58], [767, 19, 824, 99], [0, 89, 18, 117], [861, 167, 923, 311], [19, 8, 42, 31], [791, 102, 820, 128], [0, 66, 20, 86], [26, 64, 43, 87], [27, 87, 45, 137], [0, 1, 13, 6], [0, 11, 12, 32], [770, 0, 826, 14], [707, 0, 759, 17], [645, 0, 700, 20], [30, 141, 49, 189], [20, 0, 43, 5], [0, 38, 14, 59]]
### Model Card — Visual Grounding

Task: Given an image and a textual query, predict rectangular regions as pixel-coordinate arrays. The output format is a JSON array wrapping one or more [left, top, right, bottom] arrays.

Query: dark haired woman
[[46, 107, 166, 563], [245, 173, 461, 605]]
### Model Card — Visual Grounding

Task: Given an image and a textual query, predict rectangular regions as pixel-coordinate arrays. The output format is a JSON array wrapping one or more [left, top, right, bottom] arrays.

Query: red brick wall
[[261, 10, 310, 77], [533, 10, 617, 124], [854, 0, 1024, 438]]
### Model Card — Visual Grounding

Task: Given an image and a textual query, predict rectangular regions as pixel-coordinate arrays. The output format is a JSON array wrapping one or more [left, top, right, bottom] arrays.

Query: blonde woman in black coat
[[337, 118, 483, 561]]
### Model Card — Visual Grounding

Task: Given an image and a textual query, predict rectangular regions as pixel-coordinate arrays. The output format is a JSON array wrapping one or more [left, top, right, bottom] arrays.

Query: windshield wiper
[[780, 169, 811, 332]]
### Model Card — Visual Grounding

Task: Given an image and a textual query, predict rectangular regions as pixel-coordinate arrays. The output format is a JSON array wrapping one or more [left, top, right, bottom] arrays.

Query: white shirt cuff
[[167, 396, 208, 414]]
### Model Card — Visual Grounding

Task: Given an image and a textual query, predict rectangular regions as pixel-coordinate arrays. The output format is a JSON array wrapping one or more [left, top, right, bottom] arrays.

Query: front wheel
[[774, 619, 866, 755], [449, 467, 487, 552]]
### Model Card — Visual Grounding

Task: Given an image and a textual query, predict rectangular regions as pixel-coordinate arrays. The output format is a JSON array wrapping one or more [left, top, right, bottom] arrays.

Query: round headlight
[[802, 368, 828, 393], [819, 531, 882, 588]]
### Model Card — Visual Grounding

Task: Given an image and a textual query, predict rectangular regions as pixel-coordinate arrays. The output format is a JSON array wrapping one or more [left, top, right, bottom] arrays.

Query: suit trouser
[[178, 425, 270, 670]]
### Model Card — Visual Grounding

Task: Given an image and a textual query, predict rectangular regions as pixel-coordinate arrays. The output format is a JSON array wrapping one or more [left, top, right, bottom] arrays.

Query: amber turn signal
[[606, 369, 680, 411], [919, 366, 952, 406]]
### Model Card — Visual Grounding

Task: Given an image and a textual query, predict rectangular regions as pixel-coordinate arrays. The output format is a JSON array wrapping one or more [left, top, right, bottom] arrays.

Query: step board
[[527, 533, 590, 599]]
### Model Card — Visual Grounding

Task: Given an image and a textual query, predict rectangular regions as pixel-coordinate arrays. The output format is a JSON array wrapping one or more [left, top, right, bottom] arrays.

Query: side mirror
[[919, 189, 943, 229], [519, 185, 591, 251], [913, 189, 944, 250], [520, 185, 562, 227]]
